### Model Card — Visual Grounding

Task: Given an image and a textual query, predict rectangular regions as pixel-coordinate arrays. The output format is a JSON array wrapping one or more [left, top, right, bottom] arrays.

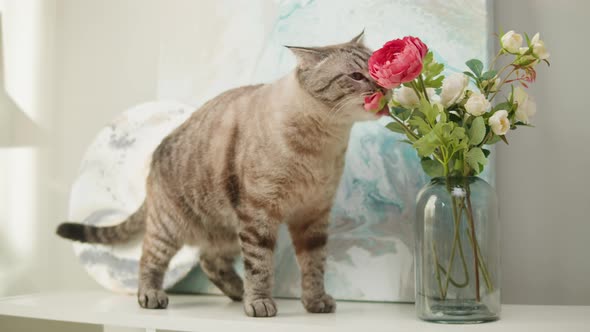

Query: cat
[[56, 31, 388, 317]]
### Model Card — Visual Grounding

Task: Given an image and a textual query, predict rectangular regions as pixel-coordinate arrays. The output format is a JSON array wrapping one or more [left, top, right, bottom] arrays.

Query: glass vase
[[415, 176, 500, 323]]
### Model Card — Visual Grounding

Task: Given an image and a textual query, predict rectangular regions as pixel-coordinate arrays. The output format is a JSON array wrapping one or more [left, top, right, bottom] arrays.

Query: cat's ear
[[285, 46, 328, 68], [349, 29, 365, 45]]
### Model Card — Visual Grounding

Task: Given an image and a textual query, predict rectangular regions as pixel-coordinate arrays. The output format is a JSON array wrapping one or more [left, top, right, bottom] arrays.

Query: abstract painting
[[69, 0, 493, 302]]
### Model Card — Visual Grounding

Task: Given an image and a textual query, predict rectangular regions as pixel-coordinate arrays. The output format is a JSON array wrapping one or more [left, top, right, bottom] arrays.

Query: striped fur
[[56, 203, 146, 244], [57, 32, 387, 317]]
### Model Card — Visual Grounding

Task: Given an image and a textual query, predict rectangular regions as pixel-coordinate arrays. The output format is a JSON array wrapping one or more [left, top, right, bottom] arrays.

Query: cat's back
[[200, 84, 266, 116], [150, 83, 270, 193], [155, 83, 266, 152]]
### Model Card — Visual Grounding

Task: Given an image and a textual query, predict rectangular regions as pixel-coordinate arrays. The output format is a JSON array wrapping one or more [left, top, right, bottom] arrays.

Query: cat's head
[[287, 31, 388, 122]]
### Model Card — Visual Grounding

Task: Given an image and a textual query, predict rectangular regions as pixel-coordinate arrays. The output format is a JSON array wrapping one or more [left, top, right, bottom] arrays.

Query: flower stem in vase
[[433, 183, 471, 300], [441, 196, 470, 297], [464, 181, 481, 302], [432, 242, 445, 300], [465, 228, 494, 292]]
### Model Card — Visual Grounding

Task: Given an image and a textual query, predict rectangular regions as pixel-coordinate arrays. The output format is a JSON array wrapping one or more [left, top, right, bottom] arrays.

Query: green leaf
[[409, 117, 432, 135], [500, 135, 510, 145], [416, 98, 438, 125], [438, 109, 447, 123], [482, 148, 491, 158], [386, 122, 407, 134], [422, 51, 445, 89], [448, 125, 467, 142], [481, 70, 497, 81], [423, 51, 434, 65], [424, 52, 444, 75], [465, 147, 488, 174], [466, 59, 484, 77], [493, 101, 512, 113], [463, 71, 477, 80], [455, 137, 470, 153], [424, 75, 444, 89], [486, 135, 501, 145], [420, 158, 444, 178], [390, 106, 407, 114], [391, 107, 413, 121], [468, 116, 486, 146], [413, 131, 440, 157], [428, 63, 445, 77], [513, 55, 537, 67]]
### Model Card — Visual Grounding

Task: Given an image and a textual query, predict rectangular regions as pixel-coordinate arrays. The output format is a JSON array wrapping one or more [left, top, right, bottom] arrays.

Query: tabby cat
[[57, 31, 387, 317]]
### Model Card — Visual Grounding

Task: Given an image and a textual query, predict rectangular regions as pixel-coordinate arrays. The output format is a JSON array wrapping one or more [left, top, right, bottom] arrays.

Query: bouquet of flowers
[[365, 31, 549, 178], [364, 31, 549, 308]]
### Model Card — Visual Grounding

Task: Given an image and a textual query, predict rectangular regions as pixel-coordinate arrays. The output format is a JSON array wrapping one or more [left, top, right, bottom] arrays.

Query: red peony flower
[[368, 36, 429, 89], [364, 91, 389, 116]]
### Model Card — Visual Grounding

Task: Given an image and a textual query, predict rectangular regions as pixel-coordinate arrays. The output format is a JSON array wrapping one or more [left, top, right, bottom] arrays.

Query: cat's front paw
[[244, 297, 277, 317], [138, 289, 169, 309], [302, 293, 336, 313]]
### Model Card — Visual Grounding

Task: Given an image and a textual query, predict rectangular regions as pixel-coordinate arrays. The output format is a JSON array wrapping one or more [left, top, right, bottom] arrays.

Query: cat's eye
[[349, 72, 367, 81]]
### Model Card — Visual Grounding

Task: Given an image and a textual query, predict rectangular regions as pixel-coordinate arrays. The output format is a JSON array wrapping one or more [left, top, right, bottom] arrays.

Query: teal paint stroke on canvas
[[174, 0, 494, 302]]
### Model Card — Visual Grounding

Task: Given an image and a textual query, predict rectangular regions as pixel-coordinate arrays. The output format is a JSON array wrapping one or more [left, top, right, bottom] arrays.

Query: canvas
[[69, 0, 494, 302]]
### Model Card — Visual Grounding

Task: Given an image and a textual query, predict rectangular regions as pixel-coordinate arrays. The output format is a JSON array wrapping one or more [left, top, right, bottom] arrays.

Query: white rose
[[519, 98, 537, 123], [488, 110, 510, 136], [513, 86, 527, 105], [464, 91, 491, 116], [426, 88, 439, 103], [501, 30, 523, 54], [440, 73, 469, 107], [393, 87, 438, 108], [512, 87, 537, 123], [531, 33, 550, 60], [393, 86, 420, 108]]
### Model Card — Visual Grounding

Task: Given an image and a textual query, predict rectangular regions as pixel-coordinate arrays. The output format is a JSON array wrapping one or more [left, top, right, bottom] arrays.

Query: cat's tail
[[56, 202, 146, 244]]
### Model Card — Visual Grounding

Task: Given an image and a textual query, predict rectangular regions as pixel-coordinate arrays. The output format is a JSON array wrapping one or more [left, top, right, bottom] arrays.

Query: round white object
[[68, 101, 199, 294]]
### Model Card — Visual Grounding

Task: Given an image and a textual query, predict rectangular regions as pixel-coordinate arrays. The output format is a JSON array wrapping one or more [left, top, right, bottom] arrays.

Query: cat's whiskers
[[318, 97, 358, 143], [325, 95, 358, 124], [306, 95, 355, 139]]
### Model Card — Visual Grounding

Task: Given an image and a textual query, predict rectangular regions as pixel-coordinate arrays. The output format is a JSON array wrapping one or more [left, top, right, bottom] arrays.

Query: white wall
[[493, 0, 590, 305], [0, 2, 588, 331], [0, 0, 57, 296], [51, 0, 160, 293], [1, 0, 159, 331]]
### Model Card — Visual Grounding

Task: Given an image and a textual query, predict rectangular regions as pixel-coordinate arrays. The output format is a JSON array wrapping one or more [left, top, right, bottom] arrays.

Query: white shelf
[[0, 291, 589, 332]]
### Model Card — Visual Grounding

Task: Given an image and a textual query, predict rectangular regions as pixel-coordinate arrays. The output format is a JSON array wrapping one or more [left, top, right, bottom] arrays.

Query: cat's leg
[[199, 246, 244, 301], [137, 209, 181, 309], [288, 210, 336, 313], [238, 218, 279, 317]]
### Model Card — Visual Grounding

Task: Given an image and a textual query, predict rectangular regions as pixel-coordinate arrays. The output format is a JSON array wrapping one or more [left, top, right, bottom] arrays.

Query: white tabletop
[[0, 291, 588, 332]]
